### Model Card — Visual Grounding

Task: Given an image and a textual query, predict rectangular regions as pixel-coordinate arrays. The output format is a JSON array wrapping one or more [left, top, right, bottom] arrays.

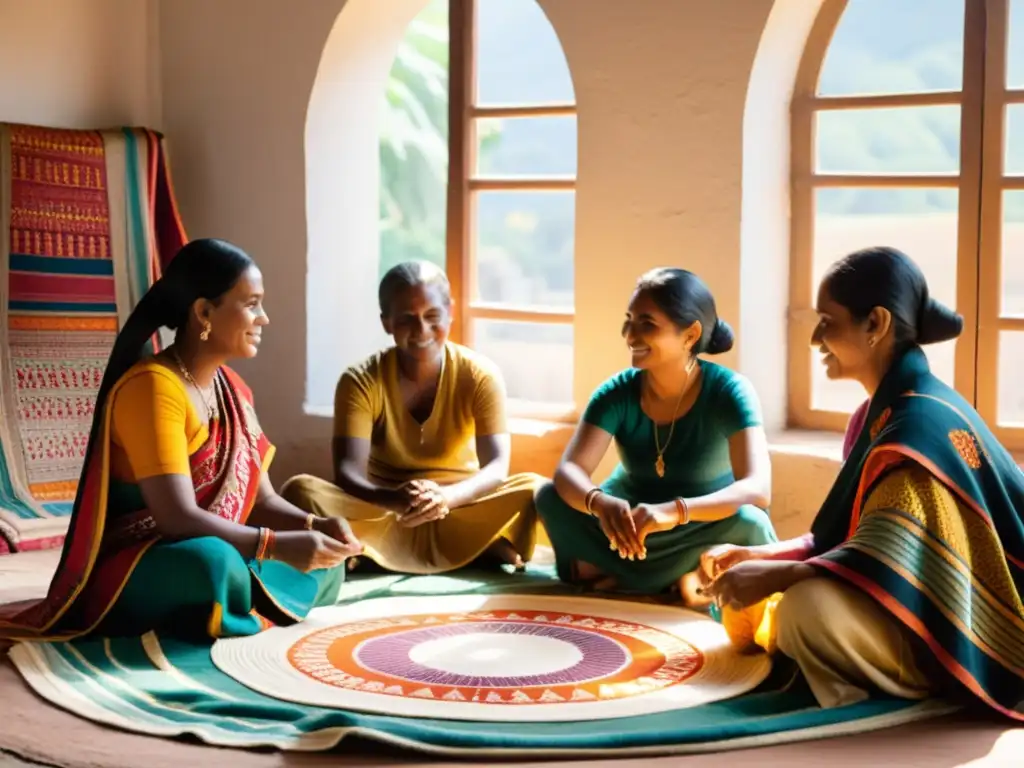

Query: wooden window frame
[[445, 0, 578, 420], [788, 0, 1024, 451]]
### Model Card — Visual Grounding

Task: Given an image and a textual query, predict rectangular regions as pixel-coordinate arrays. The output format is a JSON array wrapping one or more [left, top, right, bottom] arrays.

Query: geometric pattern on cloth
[[0, 122, 186, 553], [8, 566, 959, 756], [0, 126, 120, 553], [7, 127, 116, 509], [9, 315, 116, 507]]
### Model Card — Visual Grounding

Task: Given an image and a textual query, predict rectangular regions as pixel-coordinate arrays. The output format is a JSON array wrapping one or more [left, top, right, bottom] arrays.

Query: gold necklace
[[647, 363, 696, 478], [172, 348, 217, 421]]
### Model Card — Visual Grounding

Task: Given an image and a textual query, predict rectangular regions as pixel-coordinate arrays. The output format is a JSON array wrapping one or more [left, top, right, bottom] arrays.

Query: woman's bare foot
[[345, 555, 391, 574], [573, 559, 603, 580], [679, 570, 712, 610], [592, 575, 619, 592], [483, 537, 525, 570], [570, 560, 618, 591]]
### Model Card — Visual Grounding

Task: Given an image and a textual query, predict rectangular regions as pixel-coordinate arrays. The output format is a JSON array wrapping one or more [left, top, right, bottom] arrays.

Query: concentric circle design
[[212, 595, 772, 722], [353, 621, 630, 687]]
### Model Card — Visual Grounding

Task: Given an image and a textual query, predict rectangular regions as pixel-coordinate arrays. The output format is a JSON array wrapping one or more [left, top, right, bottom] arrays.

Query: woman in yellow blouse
[[282, 261, 542, 574], [0, 239, 361, 642]]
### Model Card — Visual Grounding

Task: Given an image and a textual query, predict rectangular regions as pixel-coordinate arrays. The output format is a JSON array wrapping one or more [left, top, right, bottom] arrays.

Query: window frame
[[788, 0, 1024, 451], [445, 0, 578, 420]]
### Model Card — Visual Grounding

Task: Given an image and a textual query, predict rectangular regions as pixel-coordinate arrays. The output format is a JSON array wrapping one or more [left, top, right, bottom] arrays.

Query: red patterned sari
[[0, 363, 312, 641]]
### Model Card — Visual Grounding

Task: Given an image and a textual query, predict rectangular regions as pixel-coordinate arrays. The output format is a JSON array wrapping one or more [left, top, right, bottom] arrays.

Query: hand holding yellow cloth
[[720, 592, 784, 653]]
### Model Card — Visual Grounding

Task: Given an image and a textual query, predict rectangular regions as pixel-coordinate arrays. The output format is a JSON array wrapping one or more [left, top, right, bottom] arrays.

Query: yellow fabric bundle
[[720, 592, 784, 653]]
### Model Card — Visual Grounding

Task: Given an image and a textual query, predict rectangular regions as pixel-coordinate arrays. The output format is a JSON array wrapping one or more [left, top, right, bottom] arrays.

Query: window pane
[[811, 187, 958, 412], [473, 320, 573, 403], [379, 0, 449, 280], [1006, 105, 1024, 176], [1002, 191, 1024, 317], [818, 0, 964, 96], [476, 116, 577, 177], [998, 332, 1024, 425], [808, 357, 866, 415], [474, 191, 574, 307], [816, 106, 961, 174], [476, 0, 574, 106], [1009, 0, 1024, 88]]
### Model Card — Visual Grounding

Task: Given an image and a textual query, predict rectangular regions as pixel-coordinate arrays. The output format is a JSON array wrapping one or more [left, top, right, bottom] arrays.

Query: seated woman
[[282, 261, 542, 575], [536, 267, 777, 606], [703, 247, 1024, 720], [0, 239, 361, 641]]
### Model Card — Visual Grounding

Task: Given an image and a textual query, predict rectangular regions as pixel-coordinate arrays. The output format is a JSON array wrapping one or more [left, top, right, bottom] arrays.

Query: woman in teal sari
[[704, 247, 1024, 720], [0, 239, 361, 641], [536, 268, 777, 606]]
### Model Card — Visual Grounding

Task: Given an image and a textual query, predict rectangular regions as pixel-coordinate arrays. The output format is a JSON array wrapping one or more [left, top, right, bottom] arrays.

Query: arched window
[[383, 0, 576, 416], [789, 0, 1024, 450]]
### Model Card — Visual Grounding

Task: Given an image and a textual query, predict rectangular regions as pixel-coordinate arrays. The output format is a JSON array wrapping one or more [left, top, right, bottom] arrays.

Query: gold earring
[[868, 337, 876, 347], [200, 322, 212, 342]]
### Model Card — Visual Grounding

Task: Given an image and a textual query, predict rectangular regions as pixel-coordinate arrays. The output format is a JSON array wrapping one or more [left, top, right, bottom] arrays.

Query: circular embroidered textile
[[211, 595, 772, 722]]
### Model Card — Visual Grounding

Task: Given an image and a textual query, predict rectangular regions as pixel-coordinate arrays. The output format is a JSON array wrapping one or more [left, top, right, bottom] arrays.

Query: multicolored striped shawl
[[810, 347, 1024, 720]]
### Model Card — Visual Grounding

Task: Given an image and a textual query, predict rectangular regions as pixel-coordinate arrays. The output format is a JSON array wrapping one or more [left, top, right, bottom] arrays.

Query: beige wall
[[154, 0, 839, 537], [0, 0, 160, 130]]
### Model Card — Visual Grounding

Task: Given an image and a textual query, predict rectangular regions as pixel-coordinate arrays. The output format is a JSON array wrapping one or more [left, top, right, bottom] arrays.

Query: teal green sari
[[538, 362, 777, 593]]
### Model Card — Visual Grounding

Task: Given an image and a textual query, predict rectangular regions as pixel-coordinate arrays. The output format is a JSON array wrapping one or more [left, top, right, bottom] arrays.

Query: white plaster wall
[[304, 0, 432, 410], [0, 0, 161, 130]]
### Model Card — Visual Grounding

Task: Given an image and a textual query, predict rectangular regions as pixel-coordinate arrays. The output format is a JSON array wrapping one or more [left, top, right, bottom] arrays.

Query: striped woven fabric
[[0, 123, 186, 553], [8, 568, 958, 757]]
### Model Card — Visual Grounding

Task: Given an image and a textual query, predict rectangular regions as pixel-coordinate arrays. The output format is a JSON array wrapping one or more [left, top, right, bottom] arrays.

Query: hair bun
[[917, 297, 963, 345], [705, 318, 735, 355]]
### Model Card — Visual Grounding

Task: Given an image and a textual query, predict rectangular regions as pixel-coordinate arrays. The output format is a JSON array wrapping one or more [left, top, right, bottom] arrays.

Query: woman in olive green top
[[536, 268, 777, 606]]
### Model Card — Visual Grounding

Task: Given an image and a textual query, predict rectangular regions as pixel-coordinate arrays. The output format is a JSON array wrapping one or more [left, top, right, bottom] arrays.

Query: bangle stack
[[673, 497, 690, 526], [303, 513, 316, 531], [584, 487, 603, 515], [255, 527, 277, 561]]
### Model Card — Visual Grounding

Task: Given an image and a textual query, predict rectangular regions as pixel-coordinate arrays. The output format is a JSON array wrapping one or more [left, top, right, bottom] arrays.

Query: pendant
[[655, 454, 665, 478]]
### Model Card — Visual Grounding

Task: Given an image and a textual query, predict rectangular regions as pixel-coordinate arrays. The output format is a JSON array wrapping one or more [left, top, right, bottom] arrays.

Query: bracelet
[[255, 527, 270, 561], [265, 529, 277, 561], [255, 527, 277, 562], [673, 497, 690, 526], [584, 487, 603, 515], [303, 513, 316, 531]]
